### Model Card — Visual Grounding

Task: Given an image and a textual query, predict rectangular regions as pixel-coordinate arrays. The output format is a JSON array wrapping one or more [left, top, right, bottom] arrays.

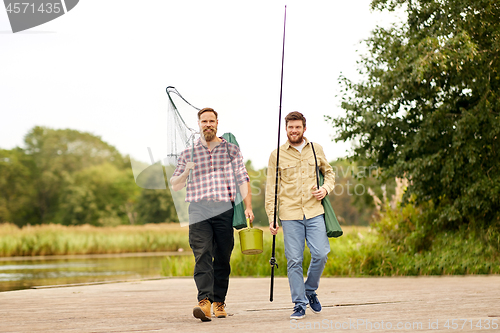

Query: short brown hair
[[198, 107, 218, 119], [285, 111, 306, 127]]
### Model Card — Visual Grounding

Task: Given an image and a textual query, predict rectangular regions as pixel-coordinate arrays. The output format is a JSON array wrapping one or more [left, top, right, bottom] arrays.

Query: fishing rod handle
[[270, 269, 275, 302], [270, 257, 278, 302]]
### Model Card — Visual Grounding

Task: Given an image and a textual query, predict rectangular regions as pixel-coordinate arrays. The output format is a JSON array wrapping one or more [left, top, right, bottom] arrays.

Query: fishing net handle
[[166, 86, 200, 133], [166, 86, 200, 111]]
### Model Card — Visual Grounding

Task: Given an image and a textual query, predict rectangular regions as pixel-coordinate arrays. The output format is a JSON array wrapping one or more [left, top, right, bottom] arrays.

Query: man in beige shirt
[[265, 111, 335, 320]]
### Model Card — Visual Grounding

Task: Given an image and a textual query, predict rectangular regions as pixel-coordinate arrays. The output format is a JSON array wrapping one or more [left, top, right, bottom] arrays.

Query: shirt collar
[[195, 137, 227, 149]]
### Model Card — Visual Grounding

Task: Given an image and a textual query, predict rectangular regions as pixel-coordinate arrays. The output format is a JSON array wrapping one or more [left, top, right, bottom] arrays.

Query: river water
[[0, 252, 190, 292]]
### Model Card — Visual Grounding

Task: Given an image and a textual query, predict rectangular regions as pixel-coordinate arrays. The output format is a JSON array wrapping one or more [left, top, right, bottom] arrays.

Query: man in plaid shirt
[[171, 107, 254, 322]]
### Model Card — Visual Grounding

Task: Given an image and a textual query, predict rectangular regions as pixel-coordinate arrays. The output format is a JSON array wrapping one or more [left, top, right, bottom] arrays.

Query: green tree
[[134, 188, 179, 224], [329, 159, 395, 226], [0, 148, 37, 226], [23, 126, 127, 224], [56, 163, 140, 226], [134, 164, 178, 224], [330, 0, 500, 230]]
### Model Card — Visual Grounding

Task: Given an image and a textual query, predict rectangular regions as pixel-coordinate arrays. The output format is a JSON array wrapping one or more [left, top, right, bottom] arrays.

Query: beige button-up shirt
[[265, 137, 335, 222]]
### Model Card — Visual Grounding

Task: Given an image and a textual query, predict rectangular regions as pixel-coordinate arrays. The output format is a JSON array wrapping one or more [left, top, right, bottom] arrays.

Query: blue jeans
[[282, 214, 330, 310]]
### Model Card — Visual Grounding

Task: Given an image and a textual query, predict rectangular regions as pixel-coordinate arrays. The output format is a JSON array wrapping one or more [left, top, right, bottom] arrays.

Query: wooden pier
[[1, 276, 499, 332]]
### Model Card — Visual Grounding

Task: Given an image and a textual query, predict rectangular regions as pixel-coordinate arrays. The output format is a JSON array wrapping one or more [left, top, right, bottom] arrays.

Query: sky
[[0, 0, 403, 170]]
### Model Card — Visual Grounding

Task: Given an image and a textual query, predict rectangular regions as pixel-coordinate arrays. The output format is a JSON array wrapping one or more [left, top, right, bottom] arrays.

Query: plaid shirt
[[172, 138, 250, 202]]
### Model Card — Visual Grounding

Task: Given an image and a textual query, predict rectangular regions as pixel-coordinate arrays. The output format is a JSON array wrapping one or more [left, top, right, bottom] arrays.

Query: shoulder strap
[[225, 142, 241, 195], [310, 142, 320, 189]]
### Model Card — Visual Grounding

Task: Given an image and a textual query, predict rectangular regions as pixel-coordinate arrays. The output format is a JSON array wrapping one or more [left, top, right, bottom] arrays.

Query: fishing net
[[164, 86, 200, 166], [163, 86, 201, 226], [129, 86, 200, 226]]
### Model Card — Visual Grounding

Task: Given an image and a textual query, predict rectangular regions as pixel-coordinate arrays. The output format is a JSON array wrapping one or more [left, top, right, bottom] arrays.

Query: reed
[[2, 223, 497, 277], [161, 226, 500, 277], [0, 223, 189, 256], [161, 227, 372, 277]]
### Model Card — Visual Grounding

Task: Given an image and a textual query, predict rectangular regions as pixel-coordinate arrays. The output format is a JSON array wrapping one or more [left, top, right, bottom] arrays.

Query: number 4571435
[[6, 2, 62, 14], [443, 319, 498, 330]]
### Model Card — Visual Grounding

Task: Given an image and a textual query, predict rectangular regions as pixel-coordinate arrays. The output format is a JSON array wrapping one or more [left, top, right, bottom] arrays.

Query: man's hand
[[245, 208, 254, 224], [269, 218, 279, 235], [311, 186, 327, 201], [171, 162, 196, 192], [184, 162, 196, 175]]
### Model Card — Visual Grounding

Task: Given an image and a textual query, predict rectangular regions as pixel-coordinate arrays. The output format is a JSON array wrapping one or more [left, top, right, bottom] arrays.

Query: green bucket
[[239, 218, 263, 255]]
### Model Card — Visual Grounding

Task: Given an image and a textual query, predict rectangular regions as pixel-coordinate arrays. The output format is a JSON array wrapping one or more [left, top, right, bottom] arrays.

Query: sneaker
[[193, 298, 212, 322], [306, 293, 322, 313], [290, 305, 306, 320], [213, 301, 227, 318]]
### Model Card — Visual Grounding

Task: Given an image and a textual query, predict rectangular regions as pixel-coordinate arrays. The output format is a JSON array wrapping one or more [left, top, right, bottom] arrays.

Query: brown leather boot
[[213, 301, 227, 318], [193, 298, 212, 322]]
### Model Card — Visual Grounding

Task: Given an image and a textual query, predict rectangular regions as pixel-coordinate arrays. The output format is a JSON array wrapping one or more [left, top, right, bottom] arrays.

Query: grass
[[0, 223, 189, 256], [160, 226, 383, 277], [161, 225, 500, 277], [377, 229, 500, 276], [2, 222, 498, 277]]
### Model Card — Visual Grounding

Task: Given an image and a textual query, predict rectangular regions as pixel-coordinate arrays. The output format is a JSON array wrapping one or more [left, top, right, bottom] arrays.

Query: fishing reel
[[269, 257, 278, 269]]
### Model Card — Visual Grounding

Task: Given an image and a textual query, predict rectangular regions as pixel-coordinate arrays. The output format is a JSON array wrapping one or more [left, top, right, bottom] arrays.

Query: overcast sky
[[0, 0, 403, 170]]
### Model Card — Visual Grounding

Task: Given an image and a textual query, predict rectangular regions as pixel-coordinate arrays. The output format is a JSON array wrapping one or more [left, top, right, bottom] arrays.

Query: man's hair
[[198, 107, 218, 119], [285, 111, 306, 127]]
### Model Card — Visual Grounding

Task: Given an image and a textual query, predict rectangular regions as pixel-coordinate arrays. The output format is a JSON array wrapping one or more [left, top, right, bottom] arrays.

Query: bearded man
[[171, 107, 254, 322], [265, 111, 335, 320]]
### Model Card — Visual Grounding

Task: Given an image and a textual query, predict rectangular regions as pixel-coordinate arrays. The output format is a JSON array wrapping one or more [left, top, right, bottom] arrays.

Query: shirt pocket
[[280, 162, 299, 182], [307, 159, 318, 179]]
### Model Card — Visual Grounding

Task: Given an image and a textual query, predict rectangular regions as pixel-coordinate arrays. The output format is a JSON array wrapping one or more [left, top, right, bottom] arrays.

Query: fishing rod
[[270, 4, 287, 303]]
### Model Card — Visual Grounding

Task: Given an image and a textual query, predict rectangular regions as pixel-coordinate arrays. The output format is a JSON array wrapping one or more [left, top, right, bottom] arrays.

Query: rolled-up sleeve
[[232, 146, 249, 185], [171, 150, 187, 178]]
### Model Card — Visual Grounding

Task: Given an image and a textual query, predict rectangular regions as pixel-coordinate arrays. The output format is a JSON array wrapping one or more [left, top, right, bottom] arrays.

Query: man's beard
[[287, 132, 304, 145], [203, 127, 217, 141]]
